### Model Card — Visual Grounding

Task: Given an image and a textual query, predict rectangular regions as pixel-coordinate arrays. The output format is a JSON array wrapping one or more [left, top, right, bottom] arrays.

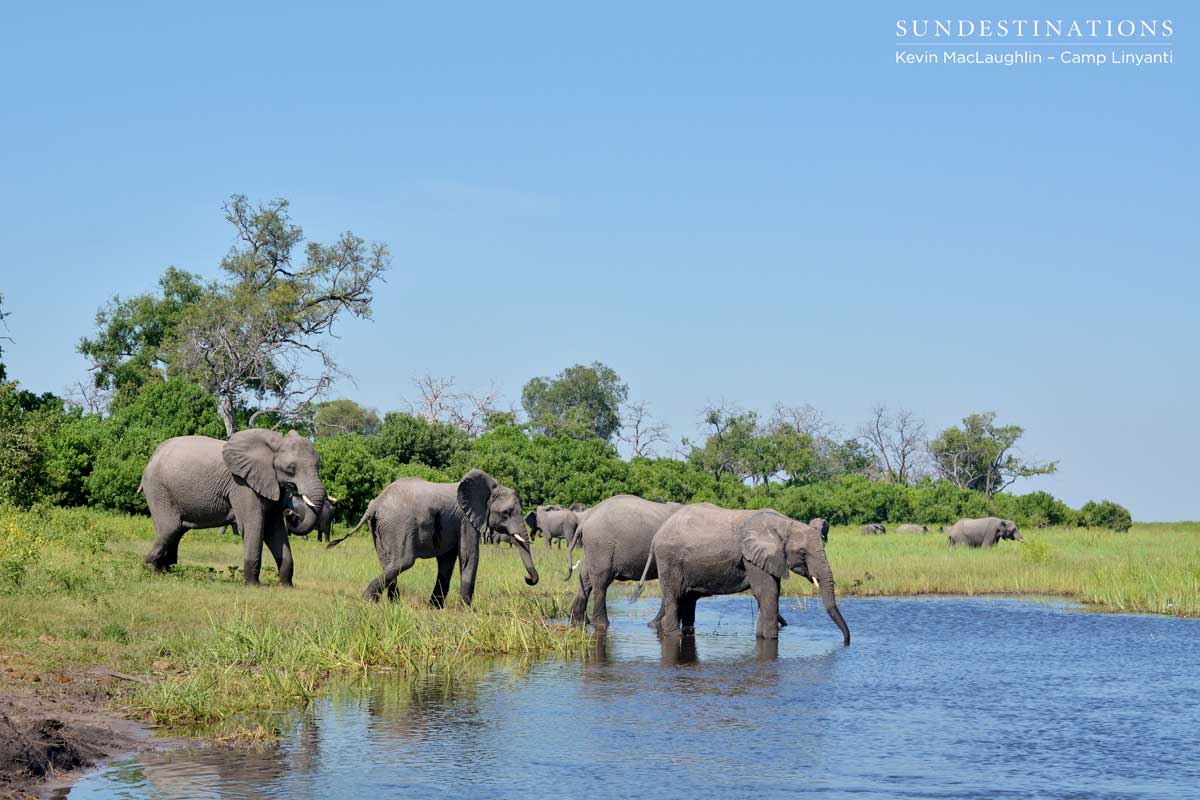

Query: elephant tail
[[326, 504, 373, 549], [136, 482, 144, 495], [630, 546, 655, 602]]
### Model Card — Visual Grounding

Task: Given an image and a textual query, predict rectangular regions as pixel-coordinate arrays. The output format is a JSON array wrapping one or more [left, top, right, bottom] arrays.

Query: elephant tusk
[[302, 495, 318, 510], [572, 560, 581, 571], [812, 577, 820, 589], [513, 533, 527, 544], [327, 495, 338, 504]]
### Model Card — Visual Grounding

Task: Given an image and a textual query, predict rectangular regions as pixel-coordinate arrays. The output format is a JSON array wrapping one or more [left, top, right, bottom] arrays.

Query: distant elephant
[[633, 505, 850, 644], [861, 523, 886, 535], [140, 430, 327, 586], [328, 469, 538, 605], [525, 505, 581, 550], [566, 494, 683, 632], [946, 517, 1023, 548], [896, 524, 928, 534]]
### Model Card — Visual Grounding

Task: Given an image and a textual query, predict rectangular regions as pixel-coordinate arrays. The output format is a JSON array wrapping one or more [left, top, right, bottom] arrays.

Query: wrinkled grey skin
[[220, 496, 336, 542], [861, 523, 886, 535], [525, 505, 581, 550], [946, 517, 1023, 548], [896, 524, 928, 534], [634, 505, 849, 644], [328, 469, 539, 605], [566, 495, 682, 632], [140, 430, 327, 586]]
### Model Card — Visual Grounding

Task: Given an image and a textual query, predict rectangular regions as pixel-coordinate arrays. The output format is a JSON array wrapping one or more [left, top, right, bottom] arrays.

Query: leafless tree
[[856, 404, 927, 485], [618, 400, 671, 457], [64, 380, 111, 415], [406, 374, 501, 438], [770, 403, 840, 440]]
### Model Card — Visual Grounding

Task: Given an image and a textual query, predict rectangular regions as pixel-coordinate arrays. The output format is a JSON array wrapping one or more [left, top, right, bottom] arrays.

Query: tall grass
[[1, 507, 1197, 736]]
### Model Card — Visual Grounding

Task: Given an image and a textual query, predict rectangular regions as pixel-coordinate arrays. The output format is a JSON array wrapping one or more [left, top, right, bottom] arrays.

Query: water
[[63, 597, 1200, 799]]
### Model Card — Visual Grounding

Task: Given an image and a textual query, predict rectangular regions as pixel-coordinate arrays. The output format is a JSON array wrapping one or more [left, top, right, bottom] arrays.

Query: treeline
[[0, 376, 1131, 530], [0, 196, 1133, 531]]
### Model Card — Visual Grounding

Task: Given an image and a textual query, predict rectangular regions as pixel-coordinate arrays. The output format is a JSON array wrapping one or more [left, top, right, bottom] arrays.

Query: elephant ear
[[737, 513, 788, 579], [222, 429, 281, 502], [525, 510, 538, 531], [457, 469, 498, 533]]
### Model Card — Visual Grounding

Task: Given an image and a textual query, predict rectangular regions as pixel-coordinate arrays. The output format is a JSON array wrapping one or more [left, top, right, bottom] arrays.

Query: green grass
[[1, 507, 1197, 738]]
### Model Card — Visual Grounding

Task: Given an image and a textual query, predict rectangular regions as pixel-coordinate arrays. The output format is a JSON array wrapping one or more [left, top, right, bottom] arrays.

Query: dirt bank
[[0, 662, 152, 799]]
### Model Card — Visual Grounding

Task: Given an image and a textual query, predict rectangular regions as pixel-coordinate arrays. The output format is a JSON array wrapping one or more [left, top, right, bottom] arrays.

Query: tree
[[406, 374, 500, 437], [684, 402, 757, 484], [618, 400, 670, 457], [372, 411, 468, 470], [857, 405, 926, 485], [1078, 500, 1132, 532], [0, 382, 64, 507], [164, 195, 389, 436], [313, 399, 380, 437], [521, 362, 628, 441], [77, 267, 211, 407], [0, 293, 10, 381], [927, 411, 1057, 498]]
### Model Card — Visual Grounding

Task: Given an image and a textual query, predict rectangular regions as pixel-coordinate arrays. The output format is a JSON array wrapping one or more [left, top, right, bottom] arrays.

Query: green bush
[[1078, 500, 1133, 532]]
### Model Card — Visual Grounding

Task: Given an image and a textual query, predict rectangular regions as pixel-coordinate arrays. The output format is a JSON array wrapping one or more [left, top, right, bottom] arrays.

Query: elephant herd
[[137, 431, 1020, 647], [860, 518, 1024, 547]]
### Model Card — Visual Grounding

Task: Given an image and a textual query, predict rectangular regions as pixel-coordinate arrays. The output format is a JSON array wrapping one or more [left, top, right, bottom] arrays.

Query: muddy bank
[[0, 668, 151, 799]]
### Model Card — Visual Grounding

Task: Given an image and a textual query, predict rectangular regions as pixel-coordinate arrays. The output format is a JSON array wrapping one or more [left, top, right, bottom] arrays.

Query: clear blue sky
[[1, 2, 1195, 520]]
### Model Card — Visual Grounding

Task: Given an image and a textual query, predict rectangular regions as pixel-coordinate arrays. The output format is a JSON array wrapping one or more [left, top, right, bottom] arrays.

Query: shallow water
[[63, 596, 1200, 799]]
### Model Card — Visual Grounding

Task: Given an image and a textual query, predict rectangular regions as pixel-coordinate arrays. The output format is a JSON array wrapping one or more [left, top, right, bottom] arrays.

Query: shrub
[[1078, 500, 1133, 532]]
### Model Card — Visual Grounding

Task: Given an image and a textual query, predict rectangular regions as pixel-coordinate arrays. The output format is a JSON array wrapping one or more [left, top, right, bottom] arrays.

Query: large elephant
[[634, 505, 850, 644], [328, 469, 538, 605], [140, 430, 327, 586], [946, 517, 1023, 548], [525, 505, 582, 549], [566, 494, 682, 632], [219, 495, 337, 542], [896, 524, 928, 534]]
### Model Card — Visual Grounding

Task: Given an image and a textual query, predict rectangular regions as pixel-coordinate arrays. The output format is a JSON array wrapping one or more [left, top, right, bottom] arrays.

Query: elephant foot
[[592, 621, 609, 634], [279, 581, 294, 589], [681, 625, 695, 635]]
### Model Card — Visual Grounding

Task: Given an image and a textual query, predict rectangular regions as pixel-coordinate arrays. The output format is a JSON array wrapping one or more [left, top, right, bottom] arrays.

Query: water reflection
[[66, 596, 1200, 800]]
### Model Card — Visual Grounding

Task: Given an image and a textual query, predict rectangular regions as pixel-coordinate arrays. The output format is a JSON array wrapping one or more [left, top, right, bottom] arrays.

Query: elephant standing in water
[[634, 505, 849, 644], [140, 430, 327, 585], [328, 469, 539, 605], [566, 495, 683, 632], [525, 505, 583, 549], [946, 517, 1023, 548]]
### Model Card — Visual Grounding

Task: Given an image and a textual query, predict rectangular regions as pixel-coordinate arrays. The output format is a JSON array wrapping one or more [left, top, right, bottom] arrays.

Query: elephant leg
[[748, 566, 781, 640], [680, 594, 698, 634], [590, 572, 614, 632], [659, 590, 682, 638], [230, 492, 268, 585], [646, 607, 665, 628], [569, 570, 592, 627], [144, 515, 185, 572], [430, 551, 457, 608], [458, 524, 479, 606], [364, 552, 416, 602], [263, 516, 294, 588]]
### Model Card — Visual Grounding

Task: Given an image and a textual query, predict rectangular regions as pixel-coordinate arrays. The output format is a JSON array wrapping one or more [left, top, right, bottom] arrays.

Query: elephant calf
[[329, 469, 538, 605], [896, 524, 928, 534], [946, 517, 1023, 548], [861, 523, 886, 535]]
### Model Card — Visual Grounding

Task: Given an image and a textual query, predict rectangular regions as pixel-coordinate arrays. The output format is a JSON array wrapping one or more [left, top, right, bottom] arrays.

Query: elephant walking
[[566, 495, 682, 632], [526, 505, 582, 550], [946, 517, 1023, 548], [328, 469, 539, 605], [140, 430, 328, 586], [634, 505, 849, 644]]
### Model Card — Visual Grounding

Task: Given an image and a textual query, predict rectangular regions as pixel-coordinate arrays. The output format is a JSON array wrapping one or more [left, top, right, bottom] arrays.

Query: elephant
[[946, 517, 1023, 548], [525, 505, 581, 550], [565, 494, 683, 632], [327, 469, 539, 605], [861, 523, 886, 535], [140, 429, 327, 586], [896, 524, 928, 534], [633, 505, 850, 644]]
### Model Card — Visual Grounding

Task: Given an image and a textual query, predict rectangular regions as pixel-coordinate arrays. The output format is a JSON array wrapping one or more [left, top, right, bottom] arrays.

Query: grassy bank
[[1, 507, 1198, 737], [0, 506, 590, 737]]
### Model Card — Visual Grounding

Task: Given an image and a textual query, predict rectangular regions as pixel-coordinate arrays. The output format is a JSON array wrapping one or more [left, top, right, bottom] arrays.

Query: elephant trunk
[[514, 536, 540, 586], [288, 479, 327, 536], [812, 550, 850, 646]]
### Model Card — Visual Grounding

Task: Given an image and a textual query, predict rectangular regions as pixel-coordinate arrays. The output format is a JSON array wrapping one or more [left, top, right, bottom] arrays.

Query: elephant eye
[[283, 463, 297, 476]]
